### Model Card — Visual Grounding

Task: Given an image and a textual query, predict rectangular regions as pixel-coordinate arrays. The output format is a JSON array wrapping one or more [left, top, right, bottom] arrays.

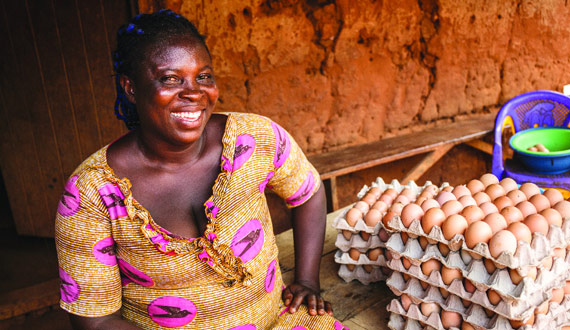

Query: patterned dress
[[55, 112, 348, 330]]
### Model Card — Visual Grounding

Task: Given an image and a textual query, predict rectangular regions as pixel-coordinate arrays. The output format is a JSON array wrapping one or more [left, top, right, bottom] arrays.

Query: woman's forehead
[[140, 36, 211, 68]]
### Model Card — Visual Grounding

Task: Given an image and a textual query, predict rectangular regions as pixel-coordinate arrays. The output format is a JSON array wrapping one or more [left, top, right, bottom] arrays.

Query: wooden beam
[[465, 139, 494, 155], [401, 144, 454, 184], [0, 278, 60, 320]]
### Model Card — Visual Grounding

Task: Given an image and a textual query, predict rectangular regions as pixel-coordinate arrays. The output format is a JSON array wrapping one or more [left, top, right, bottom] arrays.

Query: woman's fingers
[[316, 296, 326, 315], [288, 293, 306, 313], [325, 301, 334, 316]]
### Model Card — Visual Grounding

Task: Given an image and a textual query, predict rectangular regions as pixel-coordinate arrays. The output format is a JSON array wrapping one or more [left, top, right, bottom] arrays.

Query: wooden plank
[[0, 278, 60, 320], [401, 144, 454, 184], [309, 113, 496, 180], [465, 139, 494, 156]]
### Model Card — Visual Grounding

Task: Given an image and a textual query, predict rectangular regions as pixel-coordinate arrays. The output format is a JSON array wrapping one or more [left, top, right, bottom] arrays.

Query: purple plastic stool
[[492, 90, 570, 196]]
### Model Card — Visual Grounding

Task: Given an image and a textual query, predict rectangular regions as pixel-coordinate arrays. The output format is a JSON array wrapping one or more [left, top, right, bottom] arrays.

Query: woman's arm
[[69, 311, 141, 330], [282, 184, 333, 316]]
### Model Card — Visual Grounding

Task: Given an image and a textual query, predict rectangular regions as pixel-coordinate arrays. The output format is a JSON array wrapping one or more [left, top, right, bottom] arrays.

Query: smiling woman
[[54, 9, 346, 330]]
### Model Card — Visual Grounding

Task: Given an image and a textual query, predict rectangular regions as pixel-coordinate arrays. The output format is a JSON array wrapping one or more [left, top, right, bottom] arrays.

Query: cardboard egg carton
[[386, 211, 570, 269], [334, 248, 388, 266], [336, 263, 389, 285], [334, 230, 387, 252], [387, 293, 570, 330], [385, 234, 570, 303]]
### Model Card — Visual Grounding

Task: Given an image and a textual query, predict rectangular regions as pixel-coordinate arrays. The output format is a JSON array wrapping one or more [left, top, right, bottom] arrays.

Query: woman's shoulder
[[223, 112, 278, 136], [67, 144, 114, 188]]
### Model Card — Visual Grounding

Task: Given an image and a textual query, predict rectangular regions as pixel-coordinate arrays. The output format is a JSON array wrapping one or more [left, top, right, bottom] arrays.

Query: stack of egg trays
[[382, 183, 570, 329], [333, 178, 439, 284]]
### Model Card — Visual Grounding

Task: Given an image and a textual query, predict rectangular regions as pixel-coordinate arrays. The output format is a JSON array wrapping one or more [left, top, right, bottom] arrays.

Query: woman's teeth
[[172, 111, 201, 121]]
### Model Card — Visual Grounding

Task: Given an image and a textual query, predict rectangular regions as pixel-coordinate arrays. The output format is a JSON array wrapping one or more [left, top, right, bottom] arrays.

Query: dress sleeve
[[55, 171, 122, 317], [266, 120, 321, 208]]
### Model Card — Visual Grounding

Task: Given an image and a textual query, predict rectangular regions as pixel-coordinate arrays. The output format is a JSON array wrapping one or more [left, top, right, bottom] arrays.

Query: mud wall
[[141, 0, 570, 153]]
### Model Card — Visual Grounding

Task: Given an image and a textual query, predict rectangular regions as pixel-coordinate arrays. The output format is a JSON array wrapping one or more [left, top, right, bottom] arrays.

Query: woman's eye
[[197, 73, 214, 84], [161, 76, 181, 84]]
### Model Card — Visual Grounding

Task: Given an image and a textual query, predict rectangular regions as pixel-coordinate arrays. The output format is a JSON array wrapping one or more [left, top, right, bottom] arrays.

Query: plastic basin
[[509, 127, 570, 174]]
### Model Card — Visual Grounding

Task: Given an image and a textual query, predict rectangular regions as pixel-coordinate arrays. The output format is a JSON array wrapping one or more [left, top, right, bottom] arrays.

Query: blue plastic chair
[[492, 90, 570, 198]]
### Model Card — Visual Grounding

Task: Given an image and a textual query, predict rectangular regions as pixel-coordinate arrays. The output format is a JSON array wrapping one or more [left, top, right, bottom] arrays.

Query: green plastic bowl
[[509, 127, 570, 174]]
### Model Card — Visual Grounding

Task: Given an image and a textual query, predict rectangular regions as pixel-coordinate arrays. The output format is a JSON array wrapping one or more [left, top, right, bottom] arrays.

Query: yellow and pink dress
[[55, 112, 348, 330]]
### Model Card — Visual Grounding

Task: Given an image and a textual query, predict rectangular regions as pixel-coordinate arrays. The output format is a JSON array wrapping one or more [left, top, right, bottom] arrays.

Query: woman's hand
[[282, 281, 333, 316]]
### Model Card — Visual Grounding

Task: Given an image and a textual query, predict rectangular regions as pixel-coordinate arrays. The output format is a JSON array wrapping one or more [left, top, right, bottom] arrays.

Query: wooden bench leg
[[465, 139, 493, 155], [401, 144, 454, 184], [323, 177, 339, 212]]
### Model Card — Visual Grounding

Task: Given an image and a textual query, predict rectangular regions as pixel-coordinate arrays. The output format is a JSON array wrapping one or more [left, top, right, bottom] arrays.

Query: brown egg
[[520, 182, 541, 199], [348, 248, 361, 261], [523, 214, 549, 235], [393, 195, 410, 206], [442, 186, 453, 193], [462, 298, 472, 308], [353, 201, 370, 214], [464, 278, 476, 293], [441, 310, 462, 329], [483, 213, 507, 234], [372, 200, 388, 213], [441, 265, 462, 285], [507, 222, 532, 244], [420, 280, 429, 290], [345, 208, 362, 226], [419, 236, 429, 249], [420, 184, 439, 199], [361, 192, 377, 206], [383, 188, 398, 200], [439, 242, 450, 256], [415, 196, 427, 206], [422, 207, 446, 234], [565, 280, 570, 295], [368, 248, 382, 261], [550, 287, 564, 304], [440, 287, 449, 298], [400, 187, 416, 202], [487, 289, 502, 305], [379, 194, 393, 205], [382, 210, 397, 230], [401, 232, 409, 244], [420, 302, 440, 317], [461, 205, 485, 224], [384, 250, 395, 261], [392, 203, 407, 216], [486, 183, 506, 200], [364, 208, 382, 227], [462, 322, 476, 330], [535, 301, 549, 315], [507, 189, 527, 205], [442, 214, 468, 240], [421, 198, 440, 212], [540, 208, 563, 227], [480, 201, 499, 215], [342, 230, 354, 241], [484, 258, 497, 274], [421, 258, 442, 276], [473, 191, 491, 205], [452, 185, 472, 199], [489, 230, 518, 259], [509, 268, 524, 285], [381, 266, 391, 275], [400, 293, 412, 311], [553, 200, 570, 218], [458, 195, 477, 207], [401, 203, 425, 228], [529, 194, 550, 212], [493, 195, 513, 211], [363, 265, 373, 273], [360, 232, 370, 241], [368, 186, 383, 199], [543, 188, 564, 206], [436, 191, 457, 207], [501, 206, 524, 225], [378, 228, 390, 242], [541, 256, 553, 271], [480, 173, 500, 186], [402, 257, 412, 269], [467, 179, 485, 194], [510, 313, 535, 328], [442, 200, 464, 217], [553, 247, 566, 259], [516, 201, 537, 218], [499, 177, 518, 193], [465, 221, 493, 249]]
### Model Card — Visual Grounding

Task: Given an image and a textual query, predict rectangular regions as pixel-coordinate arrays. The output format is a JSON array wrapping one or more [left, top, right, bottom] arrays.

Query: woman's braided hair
[[112, 9, 209, 129]]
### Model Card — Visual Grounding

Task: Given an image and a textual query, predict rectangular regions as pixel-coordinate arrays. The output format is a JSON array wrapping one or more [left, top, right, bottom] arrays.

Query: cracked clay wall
[[141, 0, 570, 155]]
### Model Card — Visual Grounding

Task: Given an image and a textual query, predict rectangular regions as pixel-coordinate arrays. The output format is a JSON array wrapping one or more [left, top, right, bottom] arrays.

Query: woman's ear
[[119, 75, 136, 104]]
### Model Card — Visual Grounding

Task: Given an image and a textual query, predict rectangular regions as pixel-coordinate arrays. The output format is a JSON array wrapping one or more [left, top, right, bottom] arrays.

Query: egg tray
[[386, 293, 570, 330], [355, 178, 446, 201], [385, 210, 570, 270], [385, 234, 570, 303], [336, 263, 389, 285], [386, 269, 569, 322], [334, 230, 388, 252]]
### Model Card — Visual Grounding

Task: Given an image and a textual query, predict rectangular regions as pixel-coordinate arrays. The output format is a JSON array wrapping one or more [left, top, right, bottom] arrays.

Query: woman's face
[[122, 36, 218, 147]]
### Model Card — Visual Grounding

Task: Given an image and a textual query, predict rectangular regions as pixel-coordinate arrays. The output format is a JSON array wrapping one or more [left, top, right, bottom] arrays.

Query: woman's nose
[[178, 82, 205, 100]]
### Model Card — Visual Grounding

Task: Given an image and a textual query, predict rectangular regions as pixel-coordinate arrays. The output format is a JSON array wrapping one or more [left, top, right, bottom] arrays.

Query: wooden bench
[[308, 113, 496, 211]]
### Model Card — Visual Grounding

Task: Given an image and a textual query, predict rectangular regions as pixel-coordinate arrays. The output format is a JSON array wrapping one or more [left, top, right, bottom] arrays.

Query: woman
[[55, 10, 347, 330]]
